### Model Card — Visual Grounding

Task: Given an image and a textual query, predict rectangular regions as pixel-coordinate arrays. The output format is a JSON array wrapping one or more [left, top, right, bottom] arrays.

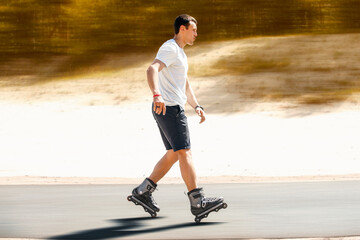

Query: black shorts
[[152, 104, 191, 152]]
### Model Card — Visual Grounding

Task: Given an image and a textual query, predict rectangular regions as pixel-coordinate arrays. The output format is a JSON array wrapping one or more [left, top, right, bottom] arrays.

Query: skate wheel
[[223, 203, 228, 209], [215, 208, 219, 212], [195, 217, 201, 223], [151, 212, 157, 218], [144, 208, 148, 212], [127, 196, 132, 201]]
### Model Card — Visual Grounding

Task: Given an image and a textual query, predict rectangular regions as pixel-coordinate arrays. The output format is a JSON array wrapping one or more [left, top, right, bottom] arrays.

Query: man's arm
[[186, 77, 206, 124], [147, 59, 166, 115]]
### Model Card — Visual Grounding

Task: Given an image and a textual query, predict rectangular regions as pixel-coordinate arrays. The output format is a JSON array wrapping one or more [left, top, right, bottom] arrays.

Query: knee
[[165, 150, 178, 163], [176, 149, 192, 161]]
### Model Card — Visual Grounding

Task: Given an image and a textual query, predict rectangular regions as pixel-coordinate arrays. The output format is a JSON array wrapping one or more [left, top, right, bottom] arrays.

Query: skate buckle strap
[[147, 185, 155, 192], [193, 193, 202, 198]]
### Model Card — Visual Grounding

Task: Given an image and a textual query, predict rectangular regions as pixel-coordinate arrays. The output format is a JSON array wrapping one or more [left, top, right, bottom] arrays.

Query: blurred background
[[1, 0, 360, 78], [1, 0, 360, 107]]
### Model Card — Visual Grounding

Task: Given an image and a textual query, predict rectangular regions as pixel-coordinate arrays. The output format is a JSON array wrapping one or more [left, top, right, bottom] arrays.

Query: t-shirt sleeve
[[155, 43, 177, 67]]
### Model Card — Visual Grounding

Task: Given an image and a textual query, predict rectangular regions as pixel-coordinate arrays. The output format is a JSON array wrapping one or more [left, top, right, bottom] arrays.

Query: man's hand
[[147, 59, 166, 115], [196, 108, 206, 124], [153, 95, 166, 115]]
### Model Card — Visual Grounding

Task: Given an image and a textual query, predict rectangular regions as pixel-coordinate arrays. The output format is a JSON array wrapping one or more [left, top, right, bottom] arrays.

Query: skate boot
[[188, 187, 227, 223], [127, 178, 160, 217]]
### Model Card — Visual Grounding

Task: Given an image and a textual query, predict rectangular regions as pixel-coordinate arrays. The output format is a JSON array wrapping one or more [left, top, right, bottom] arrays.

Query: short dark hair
[[174, 14, 197, 35]]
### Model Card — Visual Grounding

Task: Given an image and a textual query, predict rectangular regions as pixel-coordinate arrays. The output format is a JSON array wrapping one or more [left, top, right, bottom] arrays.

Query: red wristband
[[153, 94, 161, 98]]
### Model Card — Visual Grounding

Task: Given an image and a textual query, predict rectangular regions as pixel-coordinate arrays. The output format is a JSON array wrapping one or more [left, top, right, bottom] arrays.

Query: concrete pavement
[[1, 181, 360, 239]]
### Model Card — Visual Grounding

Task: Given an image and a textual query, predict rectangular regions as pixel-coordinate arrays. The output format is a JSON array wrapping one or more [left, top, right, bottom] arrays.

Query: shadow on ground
[[47, 217, 223, 240]]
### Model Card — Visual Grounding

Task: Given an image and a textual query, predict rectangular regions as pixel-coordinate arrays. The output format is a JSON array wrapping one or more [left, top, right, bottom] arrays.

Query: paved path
[[1, 181, 360, 239]]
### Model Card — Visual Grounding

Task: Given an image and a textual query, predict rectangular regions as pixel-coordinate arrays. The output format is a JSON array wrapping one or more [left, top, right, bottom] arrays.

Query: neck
[[173, 35, 185, 49]]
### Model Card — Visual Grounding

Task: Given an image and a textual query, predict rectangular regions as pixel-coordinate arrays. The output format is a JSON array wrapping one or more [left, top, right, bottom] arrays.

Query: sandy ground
[[1, 101, 359, 181], [1, 33, 360, 184]]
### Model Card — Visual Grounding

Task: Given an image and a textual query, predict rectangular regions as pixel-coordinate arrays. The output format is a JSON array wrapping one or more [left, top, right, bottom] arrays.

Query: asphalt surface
[[1, 181, 360, 239]]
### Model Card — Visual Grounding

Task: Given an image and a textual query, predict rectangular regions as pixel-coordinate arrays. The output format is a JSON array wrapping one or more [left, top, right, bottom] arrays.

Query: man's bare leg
[[177, 149, 198, 192], [149, 150, 178, 183], [148, 149, 198, 191]]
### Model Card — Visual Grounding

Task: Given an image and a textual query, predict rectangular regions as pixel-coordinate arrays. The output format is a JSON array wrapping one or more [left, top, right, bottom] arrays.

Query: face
[[182, 21, 197, 46]]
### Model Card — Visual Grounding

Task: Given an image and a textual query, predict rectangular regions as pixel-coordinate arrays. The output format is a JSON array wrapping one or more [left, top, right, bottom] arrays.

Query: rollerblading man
[[127, 14, 227, 222]]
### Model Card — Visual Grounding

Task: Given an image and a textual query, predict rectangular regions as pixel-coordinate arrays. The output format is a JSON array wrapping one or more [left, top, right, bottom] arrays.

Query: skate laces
[[203, 196, 218, 202], [148, 192, 158, 205], [201, 197, 219, 208]]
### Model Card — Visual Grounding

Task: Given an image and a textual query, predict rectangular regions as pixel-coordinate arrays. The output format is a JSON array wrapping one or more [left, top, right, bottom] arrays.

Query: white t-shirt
[[155, 39, 188, 107]]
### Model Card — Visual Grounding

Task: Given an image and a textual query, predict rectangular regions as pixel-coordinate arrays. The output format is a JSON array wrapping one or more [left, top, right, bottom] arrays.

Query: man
[[128, 14, 227, 223]]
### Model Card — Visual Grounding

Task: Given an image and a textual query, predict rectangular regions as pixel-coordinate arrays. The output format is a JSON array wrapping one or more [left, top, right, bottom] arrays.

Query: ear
[[180, 25, 186, 32]]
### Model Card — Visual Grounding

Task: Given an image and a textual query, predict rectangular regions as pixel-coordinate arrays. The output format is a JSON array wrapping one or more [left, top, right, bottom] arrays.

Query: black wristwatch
[[195, 105, 204, 111]]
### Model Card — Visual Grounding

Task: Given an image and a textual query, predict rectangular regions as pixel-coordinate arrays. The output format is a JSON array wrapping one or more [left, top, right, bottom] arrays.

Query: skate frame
[[127, 195, 157, 217], [195, 202, 227, 223]]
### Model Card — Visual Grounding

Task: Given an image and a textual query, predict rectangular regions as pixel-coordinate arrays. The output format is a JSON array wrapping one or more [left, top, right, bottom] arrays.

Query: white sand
[[1, 101, 359, 181]]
